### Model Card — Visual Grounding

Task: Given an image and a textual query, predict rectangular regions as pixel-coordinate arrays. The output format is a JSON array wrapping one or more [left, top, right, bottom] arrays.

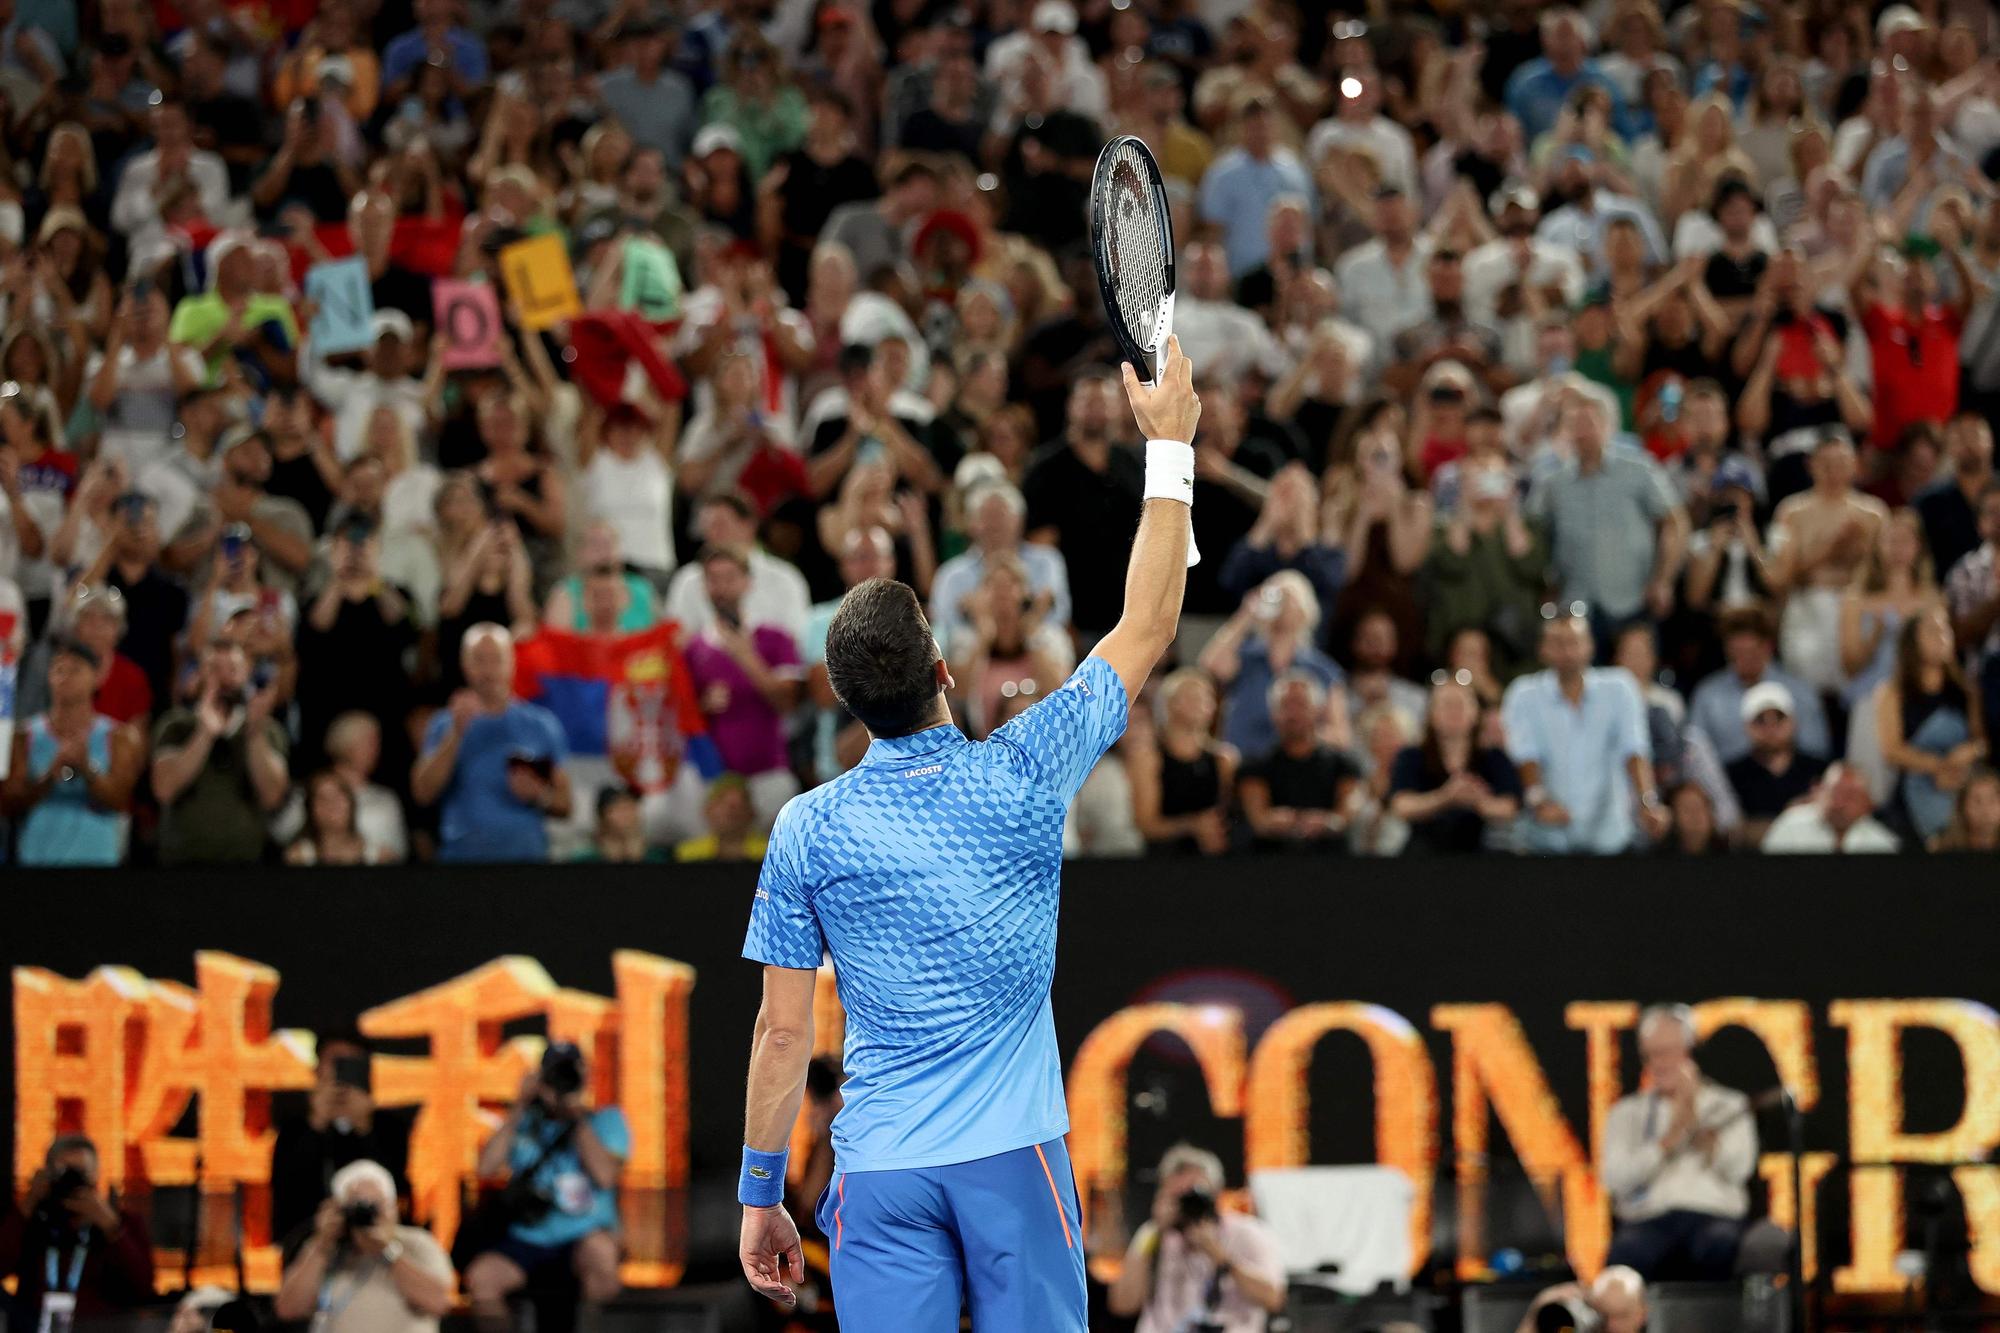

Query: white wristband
[[1142, 439, 1195, 505], [1142, 439, 1200, 567]]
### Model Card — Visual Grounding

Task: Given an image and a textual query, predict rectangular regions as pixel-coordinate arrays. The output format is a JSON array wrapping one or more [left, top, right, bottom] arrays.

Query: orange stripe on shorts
[[1032, 1144, 1074, 1250], [835, 1175, 845, 1250]]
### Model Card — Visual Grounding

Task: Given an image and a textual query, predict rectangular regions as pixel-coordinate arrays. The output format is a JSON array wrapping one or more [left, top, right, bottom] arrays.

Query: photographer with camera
[[1106, 1143, 1287, 1333], [0, 1135, 156, 1327], [462, 1042, 630, 1333], [1515, 1265, 1648, 1333], [270, 1030, 413, 1244], [274, 1160, 454, 1332]]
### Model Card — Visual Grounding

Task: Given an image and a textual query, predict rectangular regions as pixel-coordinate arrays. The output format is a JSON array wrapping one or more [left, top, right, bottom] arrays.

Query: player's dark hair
[[824, 578, 943, 738]]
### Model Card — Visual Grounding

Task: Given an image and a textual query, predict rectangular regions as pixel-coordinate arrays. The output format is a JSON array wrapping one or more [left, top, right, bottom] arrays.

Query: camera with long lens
[[1535, 1297, 1602, 1333], [341, 1200, 379, 1235]]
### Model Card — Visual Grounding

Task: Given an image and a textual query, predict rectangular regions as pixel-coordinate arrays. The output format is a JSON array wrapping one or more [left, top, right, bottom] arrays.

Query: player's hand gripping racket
[[1090, 134, 1199, 566]]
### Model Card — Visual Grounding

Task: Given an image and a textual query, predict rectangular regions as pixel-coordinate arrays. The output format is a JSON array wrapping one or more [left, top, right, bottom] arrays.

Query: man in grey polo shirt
[[1527, 391, 1688, 633]]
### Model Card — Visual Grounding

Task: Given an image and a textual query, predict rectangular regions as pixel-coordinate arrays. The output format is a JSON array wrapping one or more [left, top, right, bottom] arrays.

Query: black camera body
[[36, 1165, 90, 1225], [540, 1041, 585, 1099], [1175, 1187, 1219, 1231], [1536, 1297, 1603, 1333], [342, 1200, 380, 1233]]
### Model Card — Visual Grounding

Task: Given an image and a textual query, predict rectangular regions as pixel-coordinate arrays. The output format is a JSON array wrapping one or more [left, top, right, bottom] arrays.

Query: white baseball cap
[[1032, 0, 1078, 33], [1741, 681, 1796, 723], [691, 123, 743, 158]]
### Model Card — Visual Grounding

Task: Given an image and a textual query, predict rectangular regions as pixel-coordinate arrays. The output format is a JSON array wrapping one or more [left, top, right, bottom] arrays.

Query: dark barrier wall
[[6, 855, 2000, 1296]]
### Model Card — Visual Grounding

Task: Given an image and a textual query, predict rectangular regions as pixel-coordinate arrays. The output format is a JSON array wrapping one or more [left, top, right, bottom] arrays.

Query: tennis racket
[[1090, 135, 1198, 566], [1089, 135, 1176, 386]]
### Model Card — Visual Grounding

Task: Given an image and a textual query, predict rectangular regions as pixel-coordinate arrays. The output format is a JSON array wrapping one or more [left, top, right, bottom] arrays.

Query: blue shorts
[[814, 1137, 1087, 1332]]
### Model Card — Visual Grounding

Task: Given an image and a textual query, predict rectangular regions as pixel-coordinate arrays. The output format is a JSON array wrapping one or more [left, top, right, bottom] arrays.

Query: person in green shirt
[[697, 34, 806, 180], [168, 233, 300, 386]]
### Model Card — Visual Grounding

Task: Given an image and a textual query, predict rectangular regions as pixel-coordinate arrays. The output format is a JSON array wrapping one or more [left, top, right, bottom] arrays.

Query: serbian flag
[[514, 624, 722, 790]]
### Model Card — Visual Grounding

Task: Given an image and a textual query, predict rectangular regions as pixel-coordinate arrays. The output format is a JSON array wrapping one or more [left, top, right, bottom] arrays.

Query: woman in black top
[[1878, 605, 1987, 842], [1386, 677, 1522, 854], [1128, 670, 1238, 856]]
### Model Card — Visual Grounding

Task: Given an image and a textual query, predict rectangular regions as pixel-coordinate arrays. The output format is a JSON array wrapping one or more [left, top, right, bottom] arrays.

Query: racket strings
[[1103, 141, 1168, 349]]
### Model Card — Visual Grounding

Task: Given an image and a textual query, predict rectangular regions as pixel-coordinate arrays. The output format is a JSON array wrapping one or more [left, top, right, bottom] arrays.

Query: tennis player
[[735, 337, 1201, 1330]]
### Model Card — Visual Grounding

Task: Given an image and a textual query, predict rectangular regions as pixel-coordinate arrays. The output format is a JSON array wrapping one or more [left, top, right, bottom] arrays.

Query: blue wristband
[[740, 1145, 789, 1207]]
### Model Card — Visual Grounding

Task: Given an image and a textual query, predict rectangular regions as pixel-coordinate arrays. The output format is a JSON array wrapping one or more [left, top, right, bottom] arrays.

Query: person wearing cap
[[1682, 449, 1773, 620], [985, 0, 1108, 124], [166, 228, 302, 385], [1464, 184, 1587, 336], [302, 305, 430, 465], [1723, 679, 1826, 843], [3, 635, 142, 865], [1688, 603, 1832, 764], [273, 1159, 453, 1333], [597, 17, 698, 167], [1199, 98, 1318, 279]]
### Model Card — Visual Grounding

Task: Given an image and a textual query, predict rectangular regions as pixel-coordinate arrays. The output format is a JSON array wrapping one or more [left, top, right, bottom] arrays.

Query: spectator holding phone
[[270, 1030, 413, 1245], [412, 622, 572, 862]]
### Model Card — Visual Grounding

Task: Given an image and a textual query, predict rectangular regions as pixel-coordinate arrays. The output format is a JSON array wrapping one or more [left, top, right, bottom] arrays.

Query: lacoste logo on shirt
[[902, 764, 944, 778]]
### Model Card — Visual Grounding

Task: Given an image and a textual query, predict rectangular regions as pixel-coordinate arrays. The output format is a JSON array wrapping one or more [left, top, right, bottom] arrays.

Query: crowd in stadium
[[0, 0, 1998, 867]]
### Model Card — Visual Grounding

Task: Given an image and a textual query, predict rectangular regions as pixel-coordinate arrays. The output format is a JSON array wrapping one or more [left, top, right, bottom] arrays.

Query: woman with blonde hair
[[1661, 93, 1757, 224], [1738, 58, 1811, 188], [1128, 668, 1239, 856], [564, 121, 634, 224], [35, 124, 99, 214], [1840, 507, 1940, 800]]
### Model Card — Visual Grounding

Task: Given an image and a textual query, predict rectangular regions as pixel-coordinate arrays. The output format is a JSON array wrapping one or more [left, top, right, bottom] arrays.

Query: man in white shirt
[[664, 493, 809, 642], [1600, 1004, 1758, 1279], [1463, 186, 1586, 345], [983, 0, 1108, 124], [1305, 67, 1417, 198], [1107, 1143, 1287, 1333], [1762, 762, 1900, 852], [301, 309, 431, 463], [1170, 242, 1294, 385], [109, 99, 232, 242], [1332, 186, 1433, 358]]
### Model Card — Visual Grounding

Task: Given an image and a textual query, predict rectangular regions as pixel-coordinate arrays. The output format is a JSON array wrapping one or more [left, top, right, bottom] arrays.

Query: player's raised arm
[[1093, 335, 1202, 704]]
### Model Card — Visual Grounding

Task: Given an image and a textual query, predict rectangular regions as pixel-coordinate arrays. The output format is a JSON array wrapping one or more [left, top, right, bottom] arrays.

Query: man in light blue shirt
[[381, 0, 490, 95], [1536, 166, 1668, 281], [1504, 9, 1625, 143], [1198, 100, 1317, 277], [1503, 612, 1667, 853], [734, 339, 1203, 1328], [1858, 88, 1975, 211], [1687, 604, 1832, 764], [928, 481, 1072, 646]]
